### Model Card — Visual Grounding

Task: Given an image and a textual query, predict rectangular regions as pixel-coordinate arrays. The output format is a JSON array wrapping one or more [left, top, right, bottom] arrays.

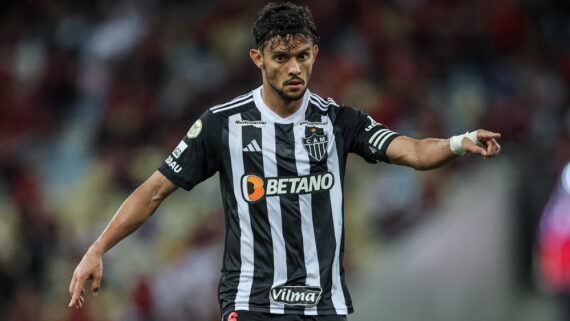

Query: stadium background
[[1, 0, 569, 320]]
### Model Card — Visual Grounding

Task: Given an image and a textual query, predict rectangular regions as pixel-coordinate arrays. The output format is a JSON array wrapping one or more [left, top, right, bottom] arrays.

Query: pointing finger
[[477, 130, 501, 140]]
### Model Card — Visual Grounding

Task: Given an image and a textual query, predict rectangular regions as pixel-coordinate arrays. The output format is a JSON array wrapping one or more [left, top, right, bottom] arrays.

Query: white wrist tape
[[449, 131, 481, 156]]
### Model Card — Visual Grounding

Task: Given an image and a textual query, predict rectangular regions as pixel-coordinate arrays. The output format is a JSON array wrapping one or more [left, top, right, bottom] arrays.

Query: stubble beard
[[267, 79, 307, 102]]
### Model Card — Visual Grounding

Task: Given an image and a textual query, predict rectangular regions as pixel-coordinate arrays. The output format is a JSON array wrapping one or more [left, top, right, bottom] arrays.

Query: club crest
[[302, 132, 328, 161]]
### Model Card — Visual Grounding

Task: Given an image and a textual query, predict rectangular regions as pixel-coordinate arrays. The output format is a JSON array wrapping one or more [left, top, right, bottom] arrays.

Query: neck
[[261, 84, 304, 118]]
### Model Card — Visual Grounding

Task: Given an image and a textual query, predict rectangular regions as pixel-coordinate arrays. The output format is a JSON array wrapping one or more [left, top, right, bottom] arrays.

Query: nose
[[288, 59, 301, 75]]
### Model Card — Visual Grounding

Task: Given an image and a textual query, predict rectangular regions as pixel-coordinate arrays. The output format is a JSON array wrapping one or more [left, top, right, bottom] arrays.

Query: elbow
[[410, 160, 429, 171], [150, 188, 170, 206], [414, 163, 437, 171], [413, 164, 429, 171]]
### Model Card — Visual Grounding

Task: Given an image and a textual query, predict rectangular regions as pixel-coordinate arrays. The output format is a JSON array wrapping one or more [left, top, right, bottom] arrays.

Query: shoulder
[[307, 91, 368, 126], [307, 91, 341, 112], [208, 90, 256, 118], [186, 90, 256, 136]]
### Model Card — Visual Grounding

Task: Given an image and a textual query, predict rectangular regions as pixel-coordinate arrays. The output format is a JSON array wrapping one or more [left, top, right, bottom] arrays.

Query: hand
[[68, 246, 103, 309], [462, 129, 501, 159]]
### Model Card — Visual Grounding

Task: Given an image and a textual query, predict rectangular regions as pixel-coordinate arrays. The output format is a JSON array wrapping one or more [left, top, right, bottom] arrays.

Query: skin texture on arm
[[68, 170, 177, 309], [386, 130, 501, 170]]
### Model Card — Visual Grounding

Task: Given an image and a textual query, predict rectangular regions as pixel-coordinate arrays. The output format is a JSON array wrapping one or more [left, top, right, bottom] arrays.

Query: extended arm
[[68, 170, 177, 308], [386, 130, 501, 170]]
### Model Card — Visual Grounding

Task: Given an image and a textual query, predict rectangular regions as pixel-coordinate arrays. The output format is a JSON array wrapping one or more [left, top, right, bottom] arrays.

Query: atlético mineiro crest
[[302, 132, 328, 161]]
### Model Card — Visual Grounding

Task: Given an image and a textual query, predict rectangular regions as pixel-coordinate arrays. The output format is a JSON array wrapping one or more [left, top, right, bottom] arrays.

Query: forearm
[[91, 189, 155, 253], [388, 136, 457, 170], [415, 138, 458, 170], [91, 171, 175, 254], [386, 130, 501, 170]]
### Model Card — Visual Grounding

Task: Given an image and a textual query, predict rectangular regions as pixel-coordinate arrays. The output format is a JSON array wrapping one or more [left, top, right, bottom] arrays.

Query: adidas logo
[[243, 139, 261, 152]]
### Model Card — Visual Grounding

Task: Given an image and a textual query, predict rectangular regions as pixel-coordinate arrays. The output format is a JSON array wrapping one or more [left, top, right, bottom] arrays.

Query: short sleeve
[[158, 110, 221, 190], [342, 107, 400, 163]]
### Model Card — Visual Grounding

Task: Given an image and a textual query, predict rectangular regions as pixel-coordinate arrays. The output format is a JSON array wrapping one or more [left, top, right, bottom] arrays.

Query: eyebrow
[[271, 47, 311, 55]]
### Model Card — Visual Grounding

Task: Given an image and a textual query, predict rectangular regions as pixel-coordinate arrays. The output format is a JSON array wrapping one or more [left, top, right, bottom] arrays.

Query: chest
[[226, 116, 337, 172]]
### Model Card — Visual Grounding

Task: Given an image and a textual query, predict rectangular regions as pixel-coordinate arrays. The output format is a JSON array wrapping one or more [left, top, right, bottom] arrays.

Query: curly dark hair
[[253, 2, 319, 50]]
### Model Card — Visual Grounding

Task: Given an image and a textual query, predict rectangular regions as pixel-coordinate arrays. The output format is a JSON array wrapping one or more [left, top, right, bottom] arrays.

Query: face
[[251, 34, 319, 102]]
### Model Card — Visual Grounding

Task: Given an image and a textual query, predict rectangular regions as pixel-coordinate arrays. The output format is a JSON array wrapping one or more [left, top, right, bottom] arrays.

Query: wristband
[[449, 131, 481, 156]]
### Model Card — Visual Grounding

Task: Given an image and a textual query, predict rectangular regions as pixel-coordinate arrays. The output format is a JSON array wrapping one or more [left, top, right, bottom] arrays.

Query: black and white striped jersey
[[158, 86, 399, 316]]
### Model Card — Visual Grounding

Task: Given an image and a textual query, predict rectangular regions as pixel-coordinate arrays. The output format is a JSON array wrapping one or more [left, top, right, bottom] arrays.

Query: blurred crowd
[[0, 0, 568, 320]]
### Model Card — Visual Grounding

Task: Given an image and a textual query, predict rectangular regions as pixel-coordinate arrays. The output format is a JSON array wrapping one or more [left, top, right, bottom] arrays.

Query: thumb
[[91, 271, 102, 296], [462, 137, 487, 157]]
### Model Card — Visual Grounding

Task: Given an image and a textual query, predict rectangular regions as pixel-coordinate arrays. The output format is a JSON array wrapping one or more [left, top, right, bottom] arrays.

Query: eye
[[298, 53, 309, 60], [275, 55, 286, 62]]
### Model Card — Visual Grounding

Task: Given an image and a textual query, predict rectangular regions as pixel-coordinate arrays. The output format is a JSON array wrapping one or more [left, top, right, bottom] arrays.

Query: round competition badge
[[187, 119, 202, 138]]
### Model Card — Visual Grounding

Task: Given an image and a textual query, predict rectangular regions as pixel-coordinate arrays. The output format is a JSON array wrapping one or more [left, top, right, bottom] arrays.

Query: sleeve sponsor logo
[[165, 155, 182, 173], [187, 119, 202, 138], [269, 285, 322, 306], [364, 115, 382, 131], [172, 140, 188, 158], [241, 172, 334, 203]]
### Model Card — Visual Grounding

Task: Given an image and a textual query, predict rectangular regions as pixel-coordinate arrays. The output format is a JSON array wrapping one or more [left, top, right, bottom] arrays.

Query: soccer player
[[68, 2, 501, 320]]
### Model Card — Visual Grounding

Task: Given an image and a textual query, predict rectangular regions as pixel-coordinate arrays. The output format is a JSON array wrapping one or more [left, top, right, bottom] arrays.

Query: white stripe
[[310, 98, 328, 111], [212, 98, 254, 114], [324, 114, 348, 314], [372, 130, 392, 147], [368, 128, 389, 144], [210, 92, 253, 111], [293, 119, 321, 316], [229, 114, 254, 311], [377, 132, 398, 151], [310, 93, 326, 104], [262, 119, 286, 314], [310, 93, 339, 107], [310, 93, 329, 106], [251, 139, 261, 152]]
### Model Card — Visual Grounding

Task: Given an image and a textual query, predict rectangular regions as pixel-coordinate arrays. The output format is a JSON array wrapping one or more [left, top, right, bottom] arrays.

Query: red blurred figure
[[537, 162, 570, 292]]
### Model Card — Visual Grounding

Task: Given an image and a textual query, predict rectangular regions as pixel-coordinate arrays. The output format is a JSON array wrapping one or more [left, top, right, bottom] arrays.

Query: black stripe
[[339, 224, 353, 312], [332, 106, 354, 312], [274, 122, 307, 313], [219, 115, 240, 315], [330, 106, 353, 311], [241, 108, 274, 308], [304, 104, 338, 313]]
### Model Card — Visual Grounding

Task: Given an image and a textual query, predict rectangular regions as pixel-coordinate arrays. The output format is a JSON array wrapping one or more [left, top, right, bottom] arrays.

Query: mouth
[[285, 79, 304, 90]]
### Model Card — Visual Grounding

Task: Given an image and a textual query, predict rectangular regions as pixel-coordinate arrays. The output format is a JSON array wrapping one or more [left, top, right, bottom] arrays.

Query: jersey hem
[[222, 305, 354, 316], [157, 166, 192, 190]]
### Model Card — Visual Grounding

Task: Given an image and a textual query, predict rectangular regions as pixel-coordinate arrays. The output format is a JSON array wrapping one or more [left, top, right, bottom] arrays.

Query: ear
[[250, 48, 264, 69], [312, 44, 319, 62]]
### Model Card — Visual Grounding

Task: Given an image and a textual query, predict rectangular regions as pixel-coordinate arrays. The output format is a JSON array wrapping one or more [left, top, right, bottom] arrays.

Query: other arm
[[386, 130, 501, 170], [68, 170, 177, 308]]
